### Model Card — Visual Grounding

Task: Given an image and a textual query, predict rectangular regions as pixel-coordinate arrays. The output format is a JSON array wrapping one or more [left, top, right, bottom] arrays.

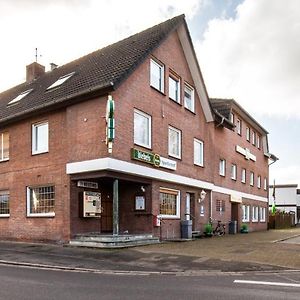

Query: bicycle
[[213, 220, 226, 236]]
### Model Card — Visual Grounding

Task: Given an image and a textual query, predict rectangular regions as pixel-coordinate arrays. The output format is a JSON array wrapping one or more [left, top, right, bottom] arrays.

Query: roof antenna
[[35, 48, 42, 63]]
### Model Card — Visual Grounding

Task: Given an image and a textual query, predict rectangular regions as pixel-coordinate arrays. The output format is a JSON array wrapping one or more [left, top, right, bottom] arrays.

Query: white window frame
[[194, 138, 204, 167], [169, 75, 180, 103], [252, 131, 256, 146], [0, 190, 10, 217], [260, 207, 266, 222], [150, 59, 164, 93], [252, 206, 258, 222], [134, 109, 152, 149], [184, 83, 195, 112], [168, 126, 181, 159], [231, 164, 237, 180], [0, 132, 9, 162], [241, 168, 246, 183], [250, 172, 254, 186], [47, 72, 75, 90], [8, 89, 33, 105], [257, 135, 260, 149], [229, 112, 234, 123], [264, 177, 267, 190], [219, 159, 226, 176], [242, 205, 250, 222], [257, 175, 261, 189], [32, 121, 49, 155], [236, 118, 241, 135], [26, 185, 55, 217], [246, 127, 250, 142], [159, 188, 180, 219]]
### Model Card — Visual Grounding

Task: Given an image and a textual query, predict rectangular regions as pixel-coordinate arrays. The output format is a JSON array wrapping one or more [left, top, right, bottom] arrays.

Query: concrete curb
[[272, 233, 300, 243], [0, 259, 299, 277]]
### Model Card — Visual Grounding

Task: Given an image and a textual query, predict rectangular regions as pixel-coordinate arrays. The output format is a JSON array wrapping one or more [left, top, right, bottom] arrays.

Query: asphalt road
[[0, 264, 299, 300]]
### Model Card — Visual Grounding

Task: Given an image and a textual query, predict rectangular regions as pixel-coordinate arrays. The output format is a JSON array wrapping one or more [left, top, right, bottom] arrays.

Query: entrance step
[[192, 231, 202, 239], [69, 233, 160, 249]]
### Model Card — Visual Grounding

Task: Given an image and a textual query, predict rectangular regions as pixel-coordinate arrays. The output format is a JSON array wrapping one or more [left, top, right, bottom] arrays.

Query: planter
[[240, 229, 249, 234]]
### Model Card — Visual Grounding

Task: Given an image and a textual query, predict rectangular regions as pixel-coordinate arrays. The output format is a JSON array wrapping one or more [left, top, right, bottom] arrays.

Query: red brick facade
[[0, 19, 270, 242]]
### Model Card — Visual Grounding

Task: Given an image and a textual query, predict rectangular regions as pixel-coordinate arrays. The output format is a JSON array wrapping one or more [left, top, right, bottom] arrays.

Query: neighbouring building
[[0, 15, 276, 243], [269, 184, 300, 224]]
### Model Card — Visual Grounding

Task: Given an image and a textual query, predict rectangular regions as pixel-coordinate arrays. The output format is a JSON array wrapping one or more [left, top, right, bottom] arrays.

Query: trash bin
[[181, 220, 192, 239], [229, 220, 237, 234]]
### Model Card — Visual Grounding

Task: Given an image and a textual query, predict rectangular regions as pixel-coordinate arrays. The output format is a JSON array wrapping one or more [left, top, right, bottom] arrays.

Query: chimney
[[50, 63, 58, 71], [26, 62, 45, 82]]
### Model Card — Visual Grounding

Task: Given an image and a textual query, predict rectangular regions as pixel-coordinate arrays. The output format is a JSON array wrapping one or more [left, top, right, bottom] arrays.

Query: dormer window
[[7, 89, 33, 105], [47, 72, 75, 90]]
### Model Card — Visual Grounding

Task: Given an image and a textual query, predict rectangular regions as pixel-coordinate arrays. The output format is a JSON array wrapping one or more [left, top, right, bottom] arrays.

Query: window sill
[[27, 213, 55, 218], [252, 220, 258, 223], [0, 214, 10, 218], [169, 98, 181, 106], [194, 163, 204, 168], [158, 215, 180, 219], [32, 150, 49, 156], [184, 107, 196, 115], [168, 154, 181, 161], [134, 143, 152, 151], [0, 158, 9, 163], [150, 85, 165, 96]]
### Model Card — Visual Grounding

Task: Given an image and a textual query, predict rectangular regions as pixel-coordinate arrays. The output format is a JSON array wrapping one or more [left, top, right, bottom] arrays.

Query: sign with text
[[131, 148, 176, 170]]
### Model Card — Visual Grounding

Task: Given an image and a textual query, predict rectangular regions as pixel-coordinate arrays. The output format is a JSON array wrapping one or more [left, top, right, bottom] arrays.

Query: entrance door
[[231, 203, 239, 224], [101, 192, 113, 232]]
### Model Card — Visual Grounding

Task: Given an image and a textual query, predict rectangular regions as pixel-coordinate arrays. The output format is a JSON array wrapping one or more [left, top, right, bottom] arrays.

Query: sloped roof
[[0, 15, 185, 126], [210, 97, 268, 134]]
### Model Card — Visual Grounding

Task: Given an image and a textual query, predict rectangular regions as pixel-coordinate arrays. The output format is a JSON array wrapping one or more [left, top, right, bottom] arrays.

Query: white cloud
[[196, 0, 300, 118], [0, 0, 202, 92]]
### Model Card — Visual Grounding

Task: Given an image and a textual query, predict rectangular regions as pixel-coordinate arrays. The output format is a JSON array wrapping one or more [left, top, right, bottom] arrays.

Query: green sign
[[131, 148, 160, 167]]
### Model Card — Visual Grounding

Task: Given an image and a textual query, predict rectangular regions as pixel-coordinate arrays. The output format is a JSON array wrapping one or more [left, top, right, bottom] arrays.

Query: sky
[[0, 0, 299, 186]]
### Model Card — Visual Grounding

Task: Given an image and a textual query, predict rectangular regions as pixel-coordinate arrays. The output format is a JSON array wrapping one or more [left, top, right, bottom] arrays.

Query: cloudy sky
[[0, 0, 299, 185]]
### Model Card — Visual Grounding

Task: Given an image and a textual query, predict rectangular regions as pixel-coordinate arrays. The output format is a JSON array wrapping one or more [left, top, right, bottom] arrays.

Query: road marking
[[234, 280, 300, 288]]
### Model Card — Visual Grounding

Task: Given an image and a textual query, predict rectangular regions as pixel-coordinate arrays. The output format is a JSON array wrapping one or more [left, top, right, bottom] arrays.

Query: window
[[252, 206, 258, 222], [27, 186, 55, 217], [229, 112, 234, 123], [231, 164, 237, 180], [194, 139, 204, 167], [257, 175, 261, 189], [264, 178, 267, 190], [236, 119, 241, 135], [250, 172, 254, 186], [150, 59, 164, 92], [219, 159, 226, 176], [242, 205, 250, 222], [216, 199, 225, 213], [241, 168, 246, 183], [257, 135, 260, 149], [260, 207, 266, 222], [159, 188, 180, 218], [0, 132, 9, 161], [252, 131, 256, 145], [168, 126, 181, 159], [7, 89, 33, 105], [246, 127, 250, 142], [47, 72, 75, 90], [32, 122, 49, 155], [184, 83, 195, 112], [134, 110, 151, 148], [0, 190, 9, 216], [169, 76, 180, 103]]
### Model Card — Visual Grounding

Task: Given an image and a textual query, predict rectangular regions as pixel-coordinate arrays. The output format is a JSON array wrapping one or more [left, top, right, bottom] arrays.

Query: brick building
[[0, 15, 276, 243]]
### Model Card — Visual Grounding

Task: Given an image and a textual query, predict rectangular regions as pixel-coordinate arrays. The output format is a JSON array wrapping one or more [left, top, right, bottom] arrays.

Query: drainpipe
[[210, 190, 213, 222]]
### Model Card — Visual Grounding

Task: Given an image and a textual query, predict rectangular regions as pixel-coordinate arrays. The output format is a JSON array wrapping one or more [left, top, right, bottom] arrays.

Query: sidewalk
[[137, 227, 300, 270], [0, 228, 299, 273]]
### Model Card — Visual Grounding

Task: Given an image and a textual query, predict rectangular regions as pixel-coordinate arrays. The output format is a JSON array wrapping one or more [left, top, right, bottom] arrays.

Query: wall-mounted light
[[140, 186, 145, 193], [198, 190, 207, 203]]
